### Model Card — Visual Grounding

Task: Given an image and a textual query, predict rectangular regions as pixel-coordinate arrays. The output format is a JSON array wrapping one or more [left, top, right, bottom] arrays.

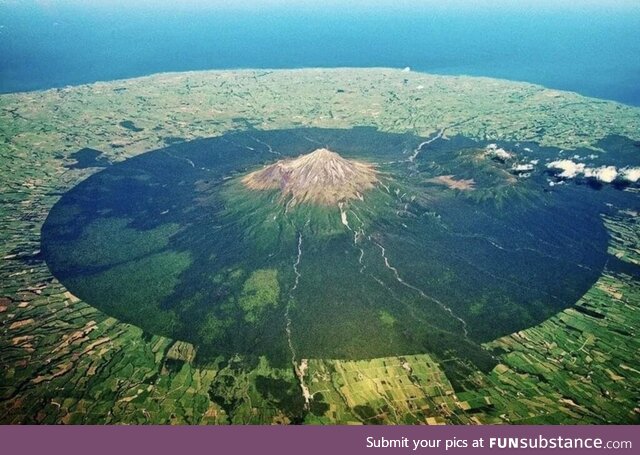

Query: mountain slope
[[242, 148, 378, 205]]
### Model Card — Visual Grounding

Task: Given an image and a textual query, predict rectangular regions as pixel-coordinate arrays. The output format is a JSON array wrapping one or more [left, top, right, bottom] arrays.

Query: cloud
[[547, 161, 640, 185], [512, 163, 535, 172], [546, 160, 585, 179], [620, 167, 640, 183], [584, 166, 618, 183], [485, 144, 512, 161]]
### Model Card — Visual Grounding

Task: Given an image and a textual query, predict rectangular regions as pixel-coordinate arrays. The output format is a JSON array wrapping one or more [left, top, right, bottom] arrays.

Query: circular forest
[[42, 127, 633, 369]]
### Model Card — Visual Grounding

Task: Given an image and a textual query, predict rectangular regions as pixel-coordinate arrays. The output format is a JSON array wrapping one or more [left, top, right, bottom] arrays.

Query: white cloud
[[547, 161, 640, 185], [485, 144, 512, 161], [620, 167, 640, 183], [546, 159, 585, 179], [512, 163, 534, 172], [584, 166, 618, 183]]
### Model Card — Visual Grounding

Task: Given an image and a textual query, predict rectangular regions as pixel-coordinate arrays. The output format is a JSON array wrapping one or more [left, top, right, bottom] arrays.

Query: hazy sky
[[4, 0, 640, 12]]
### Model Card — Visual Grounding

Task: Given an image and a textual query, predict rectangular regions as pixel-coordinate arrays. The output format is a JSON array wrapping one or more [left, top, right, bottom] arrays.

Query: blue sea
[[1, 3, 639, 106]]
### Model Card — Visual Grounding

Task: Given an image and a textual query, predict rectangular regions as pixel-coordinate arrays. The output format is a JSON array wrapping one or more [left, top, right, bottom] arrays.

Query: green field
[[1, 69, 638, 424]]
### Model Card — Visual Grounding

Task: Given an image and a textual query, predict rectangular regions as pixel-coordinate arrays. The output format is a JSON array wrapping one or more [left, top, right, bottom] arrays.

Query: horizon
[[3, 0, 640, 13], [1, 0, 639, 106]]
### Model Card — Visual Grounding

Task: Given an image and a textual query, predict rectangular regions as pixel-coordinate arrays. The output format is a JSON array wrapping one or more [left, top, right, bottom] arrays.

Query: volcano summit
[[242, 148, 378, 206]]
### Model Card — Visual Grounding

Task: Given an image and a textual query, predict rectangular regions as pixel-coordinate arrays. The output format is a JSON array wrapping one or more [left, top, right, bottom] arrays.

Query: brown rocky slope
[[242, 148, 378, 205]]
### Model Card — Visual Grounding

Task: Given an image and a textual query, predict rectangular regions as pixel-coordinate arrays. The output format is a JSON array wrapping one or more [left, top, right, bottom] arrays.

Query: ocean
[[1, 4, 639, 105]]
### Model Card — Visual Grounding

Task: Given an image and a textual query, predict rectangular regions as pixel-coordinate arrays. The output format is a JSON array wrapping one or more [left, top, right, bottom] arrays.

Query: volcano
[[242, 148, 378, 206], [41, 127, 619, 368]]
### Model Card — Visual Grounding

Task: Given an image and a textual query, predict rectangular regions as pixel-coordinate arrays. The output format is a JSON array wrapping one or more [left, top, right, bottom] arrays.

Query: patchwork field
[[1, 69, 638, 424]]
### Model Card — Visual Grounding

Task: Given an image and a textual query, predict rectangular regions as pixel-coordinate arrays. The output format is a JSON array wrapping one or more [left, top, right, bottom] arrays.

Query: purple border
[[0, 425, 637, 455]]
